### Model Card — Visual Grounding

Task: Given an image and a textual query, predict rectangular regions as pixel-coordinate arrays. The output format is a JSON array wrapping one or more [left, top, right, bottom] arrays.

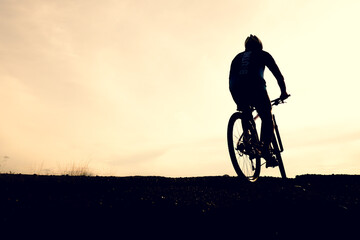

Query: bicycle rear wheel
[[227, 112, 261, 182]]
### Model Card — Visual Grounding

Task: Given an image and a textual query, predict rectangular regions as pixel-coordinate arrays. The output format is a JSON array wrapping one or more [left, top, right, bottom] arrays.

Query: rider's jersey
[[229, 50, 284, 91]]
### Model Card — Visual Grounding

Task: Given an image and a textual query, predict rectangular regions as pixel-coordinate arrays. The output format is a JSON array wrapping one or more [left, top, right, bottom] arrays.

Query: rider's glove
[[280, 92, 290, 100]]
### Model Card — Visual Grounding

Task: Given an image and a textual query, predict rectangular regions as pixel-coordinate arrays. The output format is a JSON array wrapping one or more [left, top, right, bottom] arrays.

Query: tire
[[271, 138, 287, 179], [227, 112, 261, 182]]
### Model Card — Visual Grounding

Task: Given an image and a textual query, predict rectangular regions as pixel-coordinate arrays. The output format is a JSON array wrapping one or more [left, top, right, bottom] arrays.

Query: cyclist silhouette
[[229, 34, 289, 166]]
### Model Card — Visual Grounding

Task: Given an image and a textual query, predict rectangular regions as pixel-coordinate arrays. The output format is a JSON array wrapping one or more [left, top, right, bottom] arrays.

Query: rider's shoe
[[265, 155, 279, 168], [260, 143, 279, 168]]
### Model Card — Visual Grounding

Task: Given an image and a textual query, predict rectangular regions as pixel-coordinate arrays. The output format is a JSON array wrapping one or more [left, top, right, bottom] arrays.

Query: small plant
[[61, 160, 93, 176]]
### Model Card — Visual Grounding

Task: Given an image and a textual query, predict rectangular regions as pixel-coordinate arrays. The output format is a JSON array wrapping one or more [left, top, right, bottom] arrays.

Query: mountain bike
[[227, 97, 288, 182]]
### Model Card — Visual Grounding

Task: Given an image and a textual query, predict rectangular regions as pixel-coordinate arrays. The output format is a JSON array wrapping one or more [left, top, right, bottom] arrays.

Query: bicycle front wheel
[[272, 114, 287, 179], [271, 138, 287, 179], [227, 112, 261, 182]]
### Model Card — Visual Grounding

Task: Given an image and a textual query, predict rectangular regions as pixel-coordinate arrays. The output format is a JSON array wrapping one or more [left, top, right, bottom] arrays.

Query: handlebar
[[271, 94, 291, 106]]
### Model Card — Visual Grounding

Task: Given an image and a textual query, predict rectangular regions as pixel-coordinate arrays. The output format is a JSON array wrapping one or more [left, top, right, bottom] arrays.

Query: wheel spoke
[[227, 112, 260, 182]]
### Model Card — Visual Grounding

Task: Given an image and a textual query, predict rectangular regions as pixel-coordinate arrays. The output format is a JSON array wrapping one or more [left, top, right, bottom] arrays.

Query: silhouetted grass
[[49, 160, 94, 176], [61, 161, 93, 176]]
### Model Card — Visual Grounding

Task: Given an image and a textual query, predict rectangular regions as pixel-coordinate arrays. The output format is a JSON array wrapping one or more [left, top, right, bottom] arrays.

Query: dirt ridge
[[1, 174, 359, 238]]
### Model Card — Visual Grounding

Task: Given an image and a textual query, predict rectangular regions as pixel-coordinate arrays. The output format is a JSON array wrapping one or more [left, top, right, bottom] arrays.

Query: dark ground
[[1, 174, 359, 239]]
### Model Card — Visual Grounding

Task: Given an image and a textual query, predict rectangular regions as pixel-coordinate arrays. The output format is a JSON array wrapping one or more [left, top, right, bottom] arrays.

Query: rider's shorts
[[230, 83, 272, 119]]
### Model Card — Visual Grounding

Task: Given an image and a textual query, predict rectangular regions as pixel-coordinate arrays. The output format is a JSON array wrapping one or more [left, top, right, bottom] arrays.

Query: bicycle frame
[[251, 98, 285, 152], [245, 97, 287, 178]]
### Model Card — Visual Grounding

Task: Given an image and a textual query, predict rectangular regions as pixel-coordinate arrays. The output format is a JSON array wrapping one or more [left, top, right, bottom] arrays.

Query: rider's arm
[[263, 51, 288, 97]]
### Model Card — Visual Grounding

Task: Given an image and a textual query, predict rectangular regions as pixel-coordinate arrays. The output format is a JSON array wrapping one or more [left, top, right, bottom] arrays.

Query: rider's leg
[[229, 87, 253, 133], [255, 90, 273, 152], [259, 110, 274, 150], [240, 107, 253, 133]]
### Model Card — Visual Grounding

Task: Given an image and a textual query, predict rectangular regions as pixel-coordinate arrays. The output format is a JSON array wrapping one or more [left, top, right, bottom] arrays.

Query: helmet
[[245, 34, 263, 51]]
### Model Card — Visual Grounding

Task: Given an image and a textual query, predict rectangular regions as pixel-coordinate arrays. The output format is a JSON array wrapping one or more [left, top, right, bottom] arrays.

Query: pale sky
[[1, 0, 360, 177]]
